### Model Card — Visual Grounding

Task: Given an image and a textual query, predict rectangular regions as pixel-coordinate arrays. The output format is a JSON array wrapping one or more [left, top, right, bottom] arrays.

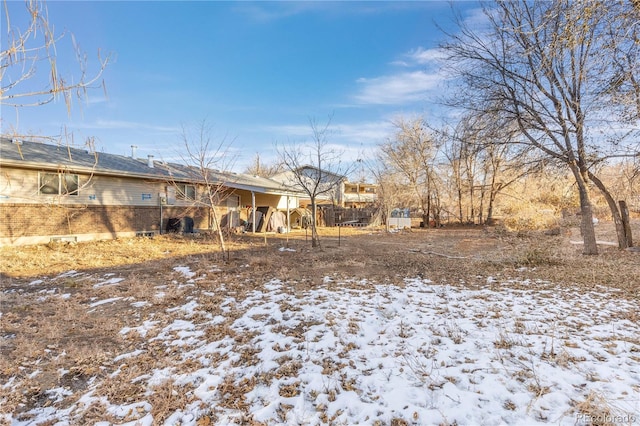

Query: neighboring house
[[271, 165, 378, 208], [342, 181, 378, 208], [271, 166, 345, 207], [0, 138, 300, 246]]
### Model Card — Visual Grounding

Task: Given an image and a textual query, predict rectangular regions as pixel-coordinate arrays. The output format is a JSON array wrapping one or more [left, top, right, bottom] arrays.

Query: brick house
[[0, 138, 299, 246]]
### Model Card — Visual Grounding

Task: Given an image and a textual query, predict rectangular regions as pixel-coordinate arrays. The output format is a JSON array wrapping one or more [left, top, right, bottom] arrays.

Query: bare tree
[[441, 128, 466, 224], [170, 120, 236, 258], [378, 117, 441, 227], [441, 111, 540, 225], [368, 158, 405, 232], [602, 1, 640, 122], [244, 153, 284, 178], [1, 0, 109, 237], [442, 0, 640, 253], [1, 0, 110, 128], [277, 116, 351, 248]]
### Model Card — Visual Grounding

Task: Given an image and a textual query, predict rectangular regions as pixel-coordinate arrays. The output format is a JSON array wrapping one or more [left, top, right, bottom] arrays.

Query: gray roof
[[0, 137, 301, 196], [271, 165, 347, 184]]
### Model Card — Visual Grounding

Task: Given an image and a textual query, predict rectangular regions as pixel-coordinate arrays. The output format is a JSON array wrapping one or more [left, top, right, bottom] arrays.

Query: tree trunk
[[426, 178, 432, 228], [310, 198, 320, 248], [457, 187, 464, 224], [588, 171, 629, 249], [486, 189, 497, 226], [468, 181, 475, 224], [478, 186, 485, 226], [619, 200, 633, 247], [210, 206, 227, 259], [576, 181, 598, 255]]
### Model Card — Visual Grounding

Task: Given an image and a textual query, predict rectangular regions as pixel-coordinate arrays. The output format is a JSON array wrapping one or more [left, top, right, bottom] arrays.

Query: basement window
[[39, 172, 79, 196]]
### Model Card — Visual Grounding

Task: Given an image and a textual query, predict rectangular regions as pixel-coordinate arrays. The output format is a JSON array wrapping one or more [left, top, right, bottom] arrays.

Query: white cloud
[[393, 47, 446, 67], [335, 121, 394, 145], [353, 71, 444, 105], [260, 120, 394, 146], [463, 6, 492, 30]]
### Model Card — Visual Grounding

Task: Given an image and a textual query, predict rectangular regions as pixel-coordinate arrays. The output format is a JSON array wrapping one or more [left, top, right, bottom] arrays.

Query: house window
[[39, 172, 79, 196], [177, 184, 196, 201]]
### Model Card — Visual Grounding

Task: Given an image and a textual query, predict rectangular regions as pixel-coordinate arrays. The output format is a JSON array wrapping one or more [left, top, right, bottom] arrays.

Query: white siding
[[84, 175, 164, 206], [0, 166, 292, 210], [0, 167, 37, 203], [0, 167, 169, 206]]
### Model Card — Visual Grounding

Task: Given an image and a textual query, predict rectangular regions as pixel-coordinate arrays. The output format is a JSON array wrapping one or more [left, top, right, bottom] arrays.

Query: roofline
[[0, 158, 167, 181], [293, 165, 347, 180], [0, 158, 303, 197]]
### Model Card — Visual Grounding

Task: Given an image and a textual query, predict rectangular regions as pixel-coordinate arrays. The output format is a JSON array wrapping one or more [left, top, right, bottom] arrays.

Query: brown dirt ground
[[0, 223, 638, 422]]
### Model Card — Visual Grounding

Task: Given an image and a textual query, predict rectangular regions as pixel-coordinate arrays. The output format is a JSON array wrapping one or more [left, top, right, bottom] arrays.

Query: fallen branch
[[569, 240, 618, 246], [409, 249, 469, 259]]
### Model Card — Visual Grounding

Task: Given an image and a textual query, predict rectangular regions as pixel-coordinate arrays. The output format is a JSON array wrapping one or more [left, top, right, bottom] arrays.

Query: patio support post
[[286, 196, 291, 232], [251, 191, 256, 233]]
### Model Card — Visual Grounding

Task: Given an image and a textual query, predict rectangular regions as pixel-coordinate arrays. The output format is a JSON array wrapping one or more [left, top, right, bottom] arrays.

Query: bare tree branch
[[442, 0, 640, 253], [276, 115, 353, 248], [1, 0, 110, 116]]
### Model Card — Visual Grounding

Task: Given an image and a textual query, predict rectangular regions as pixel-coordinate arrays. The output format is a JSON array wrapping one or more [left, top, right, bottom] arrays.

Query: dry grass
[[572, 391, 621, 426], [1, 223, 638, 422], [0, 233, 236, 278]]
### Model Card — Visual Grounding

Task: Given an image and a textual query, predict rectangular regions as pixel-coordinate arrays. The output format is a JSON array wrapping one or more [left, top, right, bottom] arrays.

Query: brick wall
[[161, 206, 212, 231], [0, 203, 212, 240]]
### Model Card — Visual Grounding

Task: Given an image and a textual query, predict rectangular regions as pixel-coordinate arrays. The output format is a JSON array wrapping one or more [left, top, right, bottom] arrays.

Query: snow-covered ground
[[4, 265, 640, 425]]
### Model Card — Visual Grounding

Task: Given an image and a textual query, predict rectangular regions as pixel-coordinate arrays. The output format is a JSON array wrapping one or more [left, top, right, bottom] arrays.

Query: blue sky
[[2, 1, 479, 173]]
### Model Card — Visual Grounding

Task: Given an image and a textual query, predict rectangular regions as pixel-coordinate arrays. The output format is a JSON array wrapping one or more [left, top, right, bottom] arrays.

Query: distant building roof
[[271, 165, 347, 184], [0, 137, 301, 196]]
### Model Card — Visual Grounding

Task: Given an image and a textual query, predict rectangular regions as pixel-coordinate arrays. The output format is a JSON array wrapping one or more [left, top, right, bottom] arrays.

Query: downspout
[[159, 191, 164, 235]]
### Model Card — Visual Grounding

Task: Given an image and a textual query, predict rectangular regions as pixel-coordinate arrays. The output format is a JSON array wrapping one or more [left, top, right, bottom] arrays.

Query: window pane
[[40, 173, 60, 195], [177, 184, 196, 200], [185, 185, 196, 200], [177, 185, 189, 200], [63, 174, 79, 195]]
